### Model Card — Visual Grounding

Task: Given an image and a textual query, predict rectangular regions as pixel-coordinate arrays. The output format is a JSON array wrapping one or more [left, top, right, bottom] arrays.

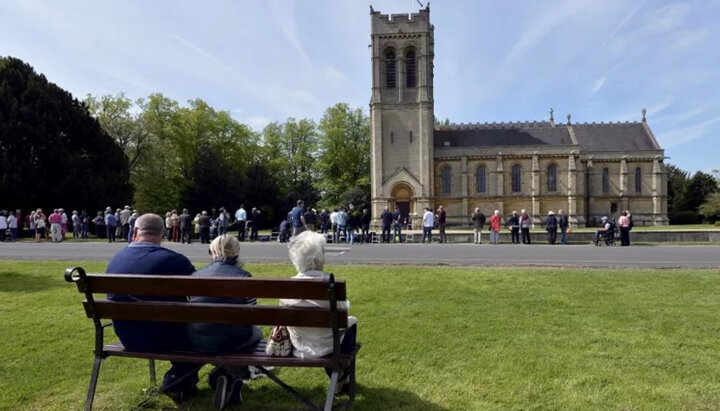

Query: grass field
[[2, 261, 720, 410]]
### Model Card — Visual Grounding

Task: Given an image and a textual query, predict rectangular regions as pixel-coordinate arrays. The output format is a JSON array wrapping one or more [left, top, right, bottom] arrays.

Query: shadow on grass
[[164, 383, 448, 411], [0, 271, 64, 293]]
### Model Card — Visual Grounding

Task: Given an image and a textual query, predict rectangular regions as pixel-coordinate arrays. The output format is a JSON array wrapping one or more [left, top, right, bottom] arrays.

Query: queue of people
[[106, 214, 357, 409]]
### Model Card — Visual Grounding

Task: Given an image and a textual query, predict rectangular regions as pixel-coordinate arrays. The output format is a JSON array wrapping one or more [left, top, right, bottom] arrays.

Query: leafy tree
[[684, 171, 718, 214], [699, 192, 720, 223], [0, 57, 132, 212], [315, 103, 370, 209], [666, 164, 688, 216]]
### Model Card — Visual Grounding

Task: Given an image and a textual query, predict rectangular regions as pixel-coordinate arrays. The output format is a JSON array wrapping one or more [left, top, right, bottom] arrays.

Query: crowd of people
[[106, 214, 357, 409], [0, 202, 635, 246]]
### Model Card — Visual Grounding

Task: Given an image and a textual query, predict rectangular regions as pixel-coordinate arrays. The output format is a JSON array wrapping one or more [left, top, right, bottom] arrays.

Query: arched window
[[547, 164, 557, 192], [442, 166, 452, 194], [602, 167, 610, 195], [476, 166, 486, 193], [385, 50, 396, 89], [406, 50, 416, 88], [635, 167, 642, 193], [512, 164, 522, 193]]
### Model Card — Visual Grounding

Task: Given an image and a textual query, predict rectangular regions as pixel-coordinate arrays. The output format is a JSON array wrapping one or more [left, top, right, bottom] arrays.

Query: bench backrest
[[64, 267, 348, 329]]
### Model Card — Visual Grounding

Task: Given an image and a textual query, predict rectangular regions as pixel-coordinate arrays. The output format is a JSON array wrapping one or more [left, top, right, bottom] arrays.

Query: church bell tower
[[369, 5, 434, 224]]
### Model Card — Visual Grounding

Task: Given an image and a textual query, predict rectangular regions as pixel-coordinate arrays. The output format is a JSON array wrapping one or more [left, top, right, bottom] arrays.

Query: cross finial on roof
[[549, 108, 554, 121], [642, 108, 647, 122], [566, 113, 571, 125]]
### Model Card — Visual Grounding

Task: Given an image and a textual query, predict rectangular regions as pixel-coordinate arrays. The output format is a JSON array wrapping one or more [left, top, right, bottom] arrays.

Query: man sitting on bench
[[106, 213, 199, 402]]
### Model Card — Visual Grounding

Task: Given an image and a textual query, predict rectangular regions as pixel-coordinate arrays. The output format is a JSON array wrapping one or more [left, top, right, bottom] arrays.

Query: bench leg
[[84, 355, 103, 411], [255, 366, 320, 410], [324, 370, 339, 411], [148, 359, 156, 385]]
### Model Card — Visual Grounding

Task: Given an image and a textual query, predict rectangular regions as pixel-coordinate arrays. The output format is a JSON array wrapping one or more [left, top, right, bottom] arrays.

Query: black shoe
[[228, 378, 244, 404], [208, 366, 228, 390], [213, 375, 229, 410]]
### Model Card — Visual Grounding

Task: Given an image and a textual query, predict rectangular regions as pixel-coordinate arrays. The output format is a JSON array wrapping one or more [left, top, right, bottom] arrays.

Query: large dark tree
[[684, 171, 718, 213], [0, 57, 132, 212]]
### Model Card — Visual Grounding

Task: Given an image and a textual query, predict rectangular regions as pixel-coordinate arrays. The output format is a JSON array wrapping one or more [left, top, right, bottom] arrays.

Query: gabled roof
[[433, 121, 660, 152]]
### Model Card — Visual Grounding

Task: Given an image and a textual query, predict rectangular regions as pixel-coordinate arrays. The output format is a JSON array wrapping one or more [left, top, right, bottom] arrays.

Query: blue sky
[[1, 0, 718, 174]]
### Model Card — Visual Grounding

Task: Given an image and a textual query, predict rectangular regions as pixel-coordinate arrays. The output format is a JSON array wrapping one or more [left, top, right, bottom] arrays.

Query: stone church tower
[[369, 6, 434, 223]]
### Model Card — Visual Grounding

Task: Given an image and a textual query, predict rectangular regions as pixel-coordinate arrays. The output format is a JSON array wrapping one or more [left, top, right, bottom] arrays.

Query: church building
[[369, 6, 668, 227]]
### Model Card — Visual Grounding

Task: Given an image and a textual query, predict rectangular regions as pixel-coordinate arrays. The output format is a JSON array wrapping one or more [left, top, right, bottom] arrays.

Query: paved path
[[1, 241, 719, 268]]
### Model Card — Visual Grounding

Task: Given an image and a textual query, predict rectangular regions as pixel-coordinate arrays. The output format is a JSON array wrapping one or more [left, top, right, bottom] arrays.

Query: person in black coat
[[380, 206, 393, 243], [546, 211, 558, 244], [507, 211, 520, 244]]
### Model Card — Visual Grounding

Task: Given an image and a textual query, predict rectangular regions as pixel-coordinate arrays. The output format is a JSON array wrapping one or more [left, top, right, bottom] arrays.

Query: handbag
[[265, 325, 293, 357], [566, 225, 573, 234]]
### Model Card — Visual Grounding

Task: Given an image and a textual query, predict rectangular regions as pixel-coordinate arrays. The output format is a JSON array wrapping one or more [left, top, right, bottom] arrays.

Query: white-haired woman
[[489, 210, 502, 244], [187, 234, 262, 409], [280, 231, 358, 390]]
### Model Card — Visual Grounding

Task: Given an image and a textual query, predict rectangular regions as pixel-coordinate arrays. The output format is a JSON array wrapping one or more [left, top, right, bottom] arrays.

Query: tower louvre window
[[635, 167, 642, 193], [406, 50, 416, 88], [386, 51, 396, 89]]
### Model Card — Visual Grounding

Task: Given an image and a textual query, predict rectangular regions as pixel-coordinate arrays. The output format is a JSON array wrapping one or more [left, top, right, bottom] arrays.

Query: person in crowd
[[347, 207, 361, 244], [489, 210, 501, 244], [164, 212, 173, 241], [593, 216, 612, 245], [234, 205, 247, 241], [120, 206, 132, 240], [59, 208, 68, 240], [199, 211, 211, 244], [329, 209, 338, 241], [303, 207, 316, 233], [71, 210, 81, 239], [520, 209, 532, 244], [335, 208, 347, 244], [392, 205, 403, 243], [92, 211, 105, 238], [558, 209, 569, 245], [290, 200, 306, 238], [28, 210, 36, 239], [179, 209, 192, 244], [626, 211, 634, 245], [170, 210, 180, 242], [436, 205, 447, 243], [35, 209, 47, 242], [250, 207, 261, 241], [507, 211, 520, 244], [319, 209, 330, 234], [546, 211, 558, 244], [471, 208, 486, 244], [81, 210, 89, 239], [106, 213, 199, 402], [187, 235, 262, 409], [279, 231, 357, 394], [360, 208, 371, 243], [115, 208, 123, 239], [618, 210, 631, 246], [8, 211, 18, 241], [422, 207, 434, 244], [216, 207, 229, 236], [278, 213, 291, 243], [127, 211, 138, 243], [105, 208, 117, 243], [194, 213, 201, 240], [48, 209, 62, 242], [0, 211, 7, 242], [14, 209, 23, 238], [380, 206, 393, 243]]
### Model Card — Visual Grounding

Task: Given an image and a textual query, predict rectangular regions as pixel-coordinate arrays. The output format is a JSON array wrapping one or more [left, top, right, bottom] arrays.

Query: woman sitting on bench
[[280, 231, 358, 392], [187, 234, 263, 409]]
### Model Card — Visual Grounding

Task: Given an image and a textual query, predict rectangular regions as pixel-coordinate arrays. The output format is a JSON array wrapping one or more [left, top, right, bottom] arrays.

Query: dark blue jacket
[[106, 242, 195, 352], [186, 259, 259, 354], [546, 216, 558, 231]]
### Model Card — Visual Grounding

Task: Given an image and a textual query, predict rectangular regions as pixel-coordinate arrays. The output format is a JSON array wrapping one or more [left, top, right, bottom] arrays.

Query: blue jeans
[[561, 228, 567, 244], [337, 225, 346, 243], [422, 227, 432, 243]]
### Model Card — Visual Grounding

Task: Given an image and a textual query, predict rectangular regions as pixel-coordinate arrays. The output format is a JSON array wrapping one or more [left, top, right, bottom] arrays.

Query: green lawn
[[2, 261, 720, 410]]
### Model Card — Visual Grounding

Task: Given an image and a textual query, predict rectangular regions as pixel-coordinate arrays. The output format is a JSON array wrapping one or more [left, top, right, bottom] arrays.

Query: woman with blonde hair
[[187, 234, 262, 409]]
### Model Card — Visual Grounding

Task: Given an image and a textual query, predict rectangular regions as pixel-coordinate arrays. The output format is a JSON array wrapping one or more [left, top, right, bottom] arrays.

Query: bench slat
[[86, 300, 349, 328], [102, 341, 354, 368], [81, 274, 346, 300]]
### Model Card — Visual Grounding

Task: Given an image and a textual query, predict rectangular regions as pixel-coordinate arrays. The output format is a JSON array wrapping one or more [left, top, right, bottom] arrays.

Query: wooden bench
[[64, 266, 359, 411]]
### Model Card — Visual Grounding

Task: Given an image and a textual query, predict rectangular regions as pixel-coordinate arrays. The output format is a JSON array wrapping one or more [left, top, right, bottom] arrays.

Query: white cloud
[[588, 76, 606, 98], [642, 3, 691, 33], [669, 29, 709, 50], [659, 115, 720, 148], [245, 116, 271, 131]]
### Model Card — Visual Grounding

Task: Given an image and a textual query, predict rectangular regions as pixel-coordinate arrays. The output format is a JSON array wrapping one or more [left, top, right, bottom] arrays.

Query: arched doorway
[[391, 183, 414, 225]]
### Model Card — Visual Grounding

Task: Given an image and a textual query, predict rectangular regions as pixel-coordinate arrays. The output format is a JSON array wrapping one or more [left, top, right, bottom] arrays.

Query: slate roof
[[433, 121, 660, 152]]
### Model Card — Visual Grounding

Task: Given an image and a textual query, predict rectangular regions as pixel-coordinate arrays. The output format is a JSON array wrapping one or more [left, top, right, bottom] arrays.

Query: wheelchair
[[594, 225, 617, 246]]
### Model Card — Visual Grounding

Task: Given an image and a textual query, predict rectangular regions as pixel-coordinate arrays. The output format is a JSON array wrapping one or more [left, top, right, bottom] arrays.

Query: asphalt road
[[0, 240, 719, 269]]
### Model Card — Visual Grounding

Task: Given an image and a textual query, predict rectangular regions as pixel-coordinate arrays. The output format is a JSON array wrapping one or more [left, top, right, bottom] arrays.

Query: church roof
[[433, 121, 660, 152]]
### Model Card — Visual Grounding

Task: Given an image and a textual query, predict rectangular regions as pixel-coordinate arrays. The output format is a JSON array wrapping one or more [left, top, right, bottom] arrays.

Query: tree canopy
[[0, 57, 132, 212]]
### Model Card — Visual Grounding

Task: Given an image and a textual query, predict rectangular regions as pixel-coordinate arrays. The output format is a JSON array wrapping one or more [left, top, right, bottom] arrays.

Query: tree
[[699, 192, 720, 224], [666, 164, 688, 216], [0, 57, 132, 212], [684, 171, 718, 213], [315, 103, 370, 209]]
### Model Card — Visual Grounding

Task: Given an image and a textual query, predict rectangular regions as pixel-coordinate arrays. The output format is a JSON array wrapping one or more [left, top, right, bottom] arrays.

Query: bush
[[669, 210, 699, 225], [715, 220, 720, 227]]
